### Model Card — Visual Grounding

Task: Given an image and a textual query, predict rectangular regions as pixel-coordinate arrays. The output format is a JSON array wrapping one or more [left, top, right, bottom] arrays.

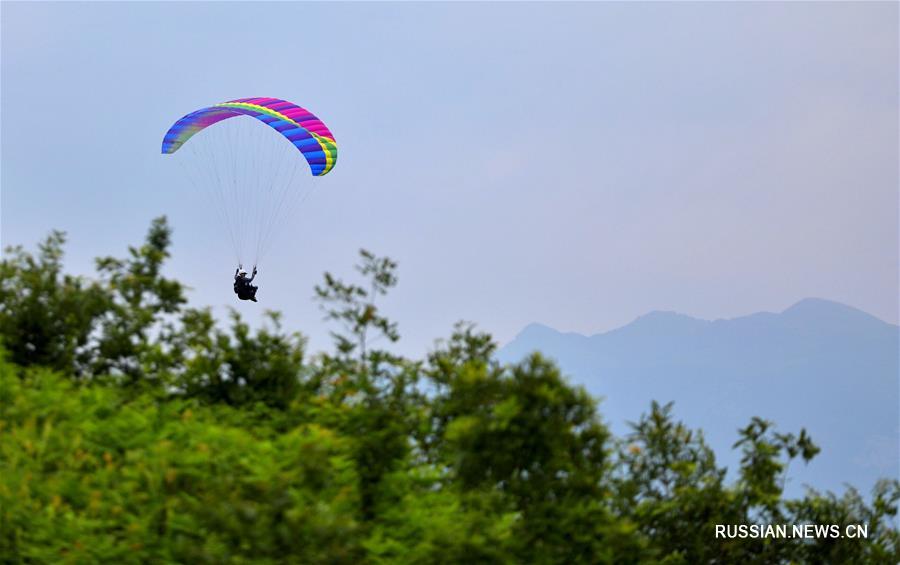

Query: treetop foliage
[[1, 218, 897, 563]]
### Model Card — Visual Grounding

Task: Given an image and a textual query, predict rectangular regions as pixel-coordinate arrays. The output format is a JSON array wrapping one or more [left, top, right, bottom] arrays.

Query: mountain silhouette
[[497, 298, 899, 496]]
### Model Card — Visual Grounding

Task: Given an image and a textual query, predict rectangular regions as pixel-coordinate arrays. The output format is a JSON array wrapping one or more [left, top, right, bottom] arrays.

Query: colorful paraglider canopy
[[162, 97, 337, 176]]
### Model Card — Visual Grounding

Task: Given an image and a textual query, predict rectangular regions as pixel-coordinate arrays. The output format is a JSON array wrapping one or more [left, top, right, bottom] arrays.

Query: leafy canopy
[[1, 219, 897, 564]]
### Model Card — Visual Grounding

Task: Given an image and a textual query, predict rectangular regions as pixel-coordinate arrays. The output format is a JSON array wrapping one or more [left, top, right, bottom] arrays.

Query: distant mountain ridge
[[497, 298, 899, 496]]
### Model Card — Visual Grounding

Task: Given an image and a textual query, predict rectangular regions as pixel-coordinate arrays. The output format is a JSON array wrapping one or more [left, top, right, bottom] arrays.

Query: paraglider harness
[[234, 265, 258, 302]]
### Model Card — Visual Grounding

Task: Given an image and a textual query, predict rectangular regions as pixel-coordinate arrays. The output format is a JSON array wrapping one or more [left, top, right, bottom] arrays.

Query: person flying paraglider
[[162, 97, 338, 305], [234, 265, 259, 302]]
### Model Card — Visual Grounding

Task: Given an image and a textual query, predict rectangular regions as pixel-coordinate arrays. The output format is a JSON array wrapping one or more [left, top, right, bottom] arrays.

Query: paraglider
[[162, 97, 337, 302], [234, 265, 258, 302]]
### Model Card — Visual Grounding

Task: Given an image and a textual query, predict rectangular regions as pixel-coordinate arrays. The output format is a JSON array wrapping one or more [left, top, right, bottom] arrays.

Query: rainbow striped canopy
[[162, 97, 337, 176]]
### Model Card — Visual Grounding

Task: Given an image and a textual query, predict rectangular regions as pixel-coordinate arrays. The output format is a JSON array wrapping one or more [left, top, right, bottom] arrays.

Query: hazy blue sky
[[2, 2, 897, 356]]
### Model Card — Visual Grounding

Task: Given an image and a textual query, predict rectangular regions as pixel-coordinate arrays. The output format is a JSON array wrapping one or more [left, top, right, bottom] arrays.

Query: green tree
[[2, 224, 898, 564], [92, 216, 186, 383], [616, 401, 739, 563], [786, 480, 900, 563], [427, 329, 647, 562], [314, 250, 422, 523], [169, 308, 308, 409], [0, 232, 108, 374], [314, 248, 399, 366], [0, 217, 186, 384], [0, 356, 362, 564]]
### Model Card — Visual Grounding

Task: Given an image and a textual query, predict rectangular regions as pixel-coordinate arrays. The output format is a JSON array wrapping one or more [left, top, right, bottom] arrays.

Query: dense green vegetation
[[1, 218, 898, 564]]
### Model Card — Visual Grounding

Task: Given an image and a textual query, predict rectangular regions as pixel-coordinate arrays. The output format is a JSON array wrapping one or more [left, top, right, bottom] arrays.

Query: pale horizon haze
[[2, 2, 897, 356]]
